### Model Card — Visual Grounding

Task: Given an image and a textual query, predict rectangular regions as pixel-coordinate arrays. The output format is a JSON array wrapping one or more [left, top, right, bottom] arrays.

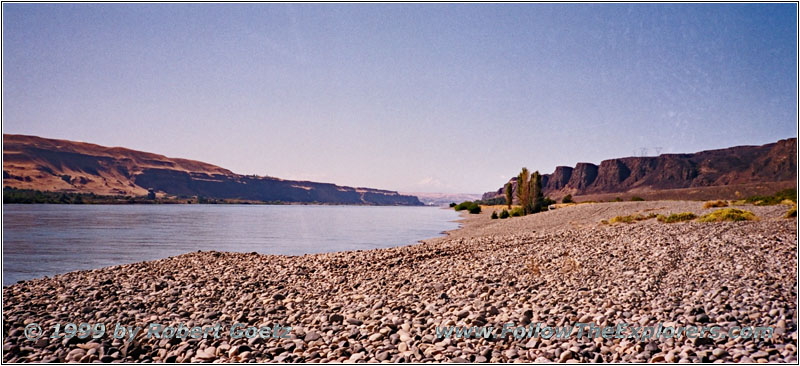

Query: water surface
[[3, 205, 460, 285]]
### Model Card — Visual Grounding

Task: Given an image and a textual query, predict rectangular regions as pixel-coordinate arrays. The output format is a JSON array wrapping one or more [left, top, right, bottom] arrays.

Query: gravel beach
[[3, 201, 797, 363]]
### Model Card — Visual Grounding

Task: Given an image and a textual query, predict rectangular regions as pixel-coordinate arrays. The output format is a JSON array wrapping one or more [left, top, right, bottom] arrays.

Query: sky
[[2, 3, 797, 194]]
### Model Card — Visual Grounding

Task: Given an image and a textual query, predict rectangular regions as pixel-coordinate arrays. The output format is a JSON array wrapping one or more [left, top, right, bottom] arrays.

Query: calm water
[[2, 205, 460, 285]]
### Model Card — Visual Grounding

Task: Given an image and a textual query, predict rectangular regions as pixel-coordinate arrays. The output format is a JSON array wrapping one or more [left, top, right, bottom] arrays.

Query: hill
[[3, 134, 422, 205]]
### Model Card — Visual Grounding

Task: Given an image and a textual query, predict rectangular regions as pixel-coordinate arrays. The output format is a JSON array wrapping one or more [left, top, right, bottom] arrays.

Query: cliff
[[3, 134, 422, 205], [483, 138, 797, 202]]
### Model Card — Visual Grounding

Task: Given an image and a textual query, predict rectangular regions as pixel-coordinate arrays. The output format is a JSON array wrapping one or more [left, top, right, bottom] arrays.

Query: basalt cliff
[[484, 138, 797, 202]]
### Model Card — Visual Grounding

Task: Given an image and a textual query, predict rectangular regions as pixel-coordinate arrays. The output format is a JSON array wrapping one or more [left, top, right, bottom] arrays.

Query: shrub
[[475, 197, 505, 205], [468, 205, 481, 214], [703, 200, 729, 208], [491, 211, 498, 219], [499, 209, 510, 219], [630, 196, 645, 201], [609, 213, 657, 224], [774, 188, 796, 203], [510, 207, 524, 217], [560, 256, 580, 274], [609, 215, 634, 224], [786, 207, 797, 218], [745, 188, 797, 205], [449, 202, 457, 208], [3, 187, 100, 204], [697, 208, 757, 222], [526, 257, 541, 276], [613, 197, 623, 202], [562, 194, 573, 204], [657, 212, 697, 223], [454, 201, 481, 214]]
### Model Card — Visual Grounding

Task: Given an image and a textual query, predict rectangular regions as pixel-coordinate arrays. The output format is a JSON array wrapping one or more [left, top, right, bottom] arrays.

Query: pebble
[[1, 201, 795, 363]]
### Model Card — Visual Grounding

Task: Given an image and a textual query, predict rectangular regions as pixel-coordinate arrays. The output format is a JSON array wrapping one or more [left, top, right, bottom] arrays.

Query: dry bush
[[526, 257, 541, 276], [608, 213, 657, 224], [703, 200, 729, 208], [560, 256, 580, 273]]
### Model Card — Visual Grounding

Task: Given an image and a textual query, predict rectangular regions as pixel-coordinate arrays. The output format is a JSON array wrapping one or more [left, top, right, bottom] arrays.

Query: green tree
[[504, 182, 513, 209], [516, 168, 530, 215], [531, 171, 544, 213]]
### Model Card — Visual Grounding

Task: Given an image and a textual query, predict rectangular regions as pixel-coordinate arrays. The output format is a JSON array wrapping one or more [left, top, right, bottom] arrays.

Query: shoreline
[[3, 201, 797, 362], [1, 201, 429, 206]]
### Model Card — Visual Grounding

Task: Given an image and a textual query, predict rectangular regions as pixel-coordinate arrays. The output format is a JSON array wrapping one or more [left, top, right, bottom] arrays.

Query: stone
[[349, 352, 365, 362], [329, 314, 344, 323], [304, 332, 321, 342], [376, 351, 390, 361], [346, 318, 363, 326]]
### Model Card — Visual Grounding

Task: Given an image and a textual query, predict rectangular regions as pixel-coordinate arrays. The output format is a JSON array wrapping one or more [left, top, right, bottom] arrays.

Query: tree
[[531, 171, 544, 213], [516, 168, 530, 215], [504, 182, 513, 209], [528, 172, 536, 213]]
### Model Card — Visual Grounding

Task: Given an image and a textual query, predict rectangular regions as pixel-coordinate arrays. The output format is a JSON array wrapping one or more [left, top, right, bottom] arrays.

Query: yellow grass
[[608, 213, 657, 224], [697, 208, 758, 222], [656, 212, 697, 223]]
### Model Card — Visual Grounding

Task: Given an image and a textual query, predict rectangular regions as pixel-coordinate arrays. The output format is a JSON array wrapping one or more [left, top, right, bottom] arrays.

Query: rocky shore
[[3, 201, 797, 363]]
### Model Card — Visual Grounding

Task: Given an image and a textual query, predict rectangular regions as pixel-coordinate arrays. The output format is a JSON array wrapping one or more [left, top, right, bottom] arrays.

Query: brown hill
[[484, 138, 797, 202], [3, 134, 422, 205]]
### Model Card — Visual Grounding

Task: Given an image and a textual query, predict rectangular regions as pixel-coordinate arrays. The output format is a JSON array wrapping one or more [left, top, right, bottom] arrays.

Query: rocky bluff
[[484, 138, 797, 201]]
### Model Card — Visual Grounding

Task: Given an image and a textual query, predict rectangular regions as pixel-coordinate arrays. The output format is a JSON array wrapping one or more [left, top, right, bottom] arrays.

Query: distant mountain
[[3, 134, 422, 205], [402, 192, 483, 206], [484, 138, 797, 202]]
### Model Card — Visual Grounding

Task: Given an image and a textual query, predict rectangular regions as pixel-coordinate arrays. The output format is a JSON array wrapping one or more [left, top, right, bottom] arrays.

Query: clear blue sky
[[3, 3, 797, 194]]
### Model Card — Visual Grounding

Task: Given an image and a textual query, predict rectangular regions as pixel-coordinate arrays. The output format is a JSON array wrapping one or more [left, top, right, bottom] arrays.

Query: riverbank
[[2, 187, 426, 205], [3, 201, 796, 362]]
